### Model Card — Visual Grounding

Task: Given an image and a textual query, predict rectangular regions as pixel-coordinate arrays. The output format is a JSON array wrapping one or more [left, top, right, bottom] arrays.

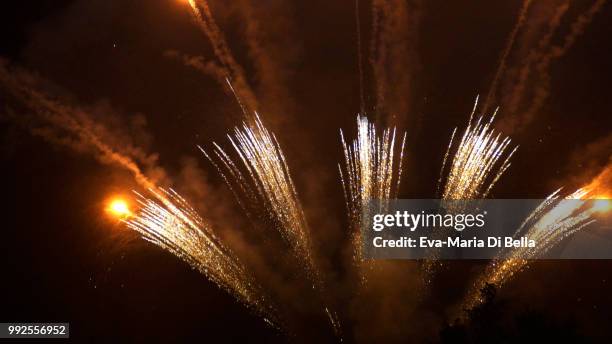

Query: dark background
[[1, 0, 611, 342]]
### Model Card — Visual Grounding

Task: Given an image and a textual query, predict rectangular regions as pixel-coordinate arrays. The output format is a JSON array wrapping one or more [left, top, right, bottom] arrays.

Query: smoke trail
[[0, 60, 283, 330], [499, 0, 605, 132], [233, 0, 301, 128], [339, 115, 406, 274], [481, 0, 532, 114], [369, 0, 422, 126], [355, 0, 366, 114], [0, 59, 164, 191], [186, 0, 258, 115], [520, 0, 606, 126], [164, 50, 227, 86], [502, 1, 569, 120]]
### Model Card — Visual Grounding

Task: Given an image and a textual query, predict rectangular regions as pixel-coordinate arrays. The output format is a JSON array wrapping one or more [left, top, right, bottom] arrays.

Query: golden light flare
[[107, 198, 132, 218]]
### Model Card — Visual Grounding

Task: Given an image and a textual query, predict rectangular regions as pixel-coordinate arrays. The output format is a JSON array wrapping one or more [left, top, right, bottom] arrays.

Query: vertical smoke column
[[369, 0, 422, 127]]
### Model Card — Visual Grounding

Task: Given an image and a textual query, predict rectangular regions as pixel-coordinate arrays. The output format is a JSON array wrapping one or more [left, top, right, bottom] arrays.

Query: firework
[[438, 97, 517, 201], [462, 188, 606, 313], [185, 0, 258, 115], [200, 114, 319, 286], [125, 187, 278, 326], [425, 99, 517, 278], [107, 198, 132, 218], [339, 115, 406, 265]]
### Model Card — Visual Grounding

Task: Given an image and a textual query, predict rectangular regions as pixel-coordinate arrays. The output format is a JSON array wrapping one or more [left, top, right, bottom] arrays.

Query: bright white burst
[[339, 114, 406, 264]]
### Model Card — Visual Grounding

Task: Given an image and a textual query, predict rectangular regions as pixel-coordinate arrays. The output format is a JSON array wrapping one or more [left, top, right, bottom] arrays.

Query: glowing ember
[[107, 198, 132, 218]]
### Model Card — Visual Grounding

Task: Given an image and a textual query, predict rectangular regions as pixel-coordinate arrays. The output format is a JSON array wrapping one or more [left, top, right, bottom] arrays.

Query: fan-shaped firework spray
[[339, 115, 406, 268], [425, 99, 518, 278], [201, 114, 343, 337], [201, 113, 318, 285], [461, 188, 607, 313], [125, 187, 279, 326], [438, 97, 517, 201]]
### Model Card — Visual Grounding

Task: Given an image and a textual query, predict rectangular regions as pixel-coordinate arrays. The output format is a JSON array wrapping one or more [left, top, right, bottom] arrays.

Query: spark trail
[[426, 99, 517, 278], [0, 60, 280, 327], [183, 2, 342, 334], [186, 0, 258, 114], [339, 115, 406, 266], [461, 188, 606, 313], [126, 188, 279, 326], [438, 98, 517, 201], [184, 0, 320, 287], [200, 114, 319, 287], [201, 114, 344, 336]]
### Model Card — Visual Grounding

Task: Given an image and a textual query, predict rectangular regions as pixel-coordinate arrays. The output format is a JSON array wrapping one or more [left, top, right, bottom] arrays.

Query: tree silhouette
[[439, 284, 589, 343]]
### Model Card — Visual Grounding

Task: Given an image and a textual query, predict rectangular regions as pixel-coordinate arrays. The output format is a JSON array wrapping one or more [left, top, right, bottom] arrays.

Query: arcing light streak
[[201, 114, 319, 286], [339, 115, 406, 264], [462, 188, 605, 313], [125, 187, 278, 325], [439, 98, 517, 201]]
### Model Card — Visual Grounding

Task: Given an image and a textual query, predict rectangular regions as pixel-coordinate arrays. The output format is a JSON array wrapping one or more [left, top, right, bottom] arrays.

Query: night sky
[[1, 0, 611, 342]]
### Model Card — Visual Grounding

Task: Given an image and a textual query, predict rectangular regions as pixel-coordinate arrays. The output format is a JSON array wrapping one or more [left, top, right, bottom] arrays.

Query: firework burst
[[339, 115, 406, 266], [438, 97, 518, 201], [125, 187, 279, 326], [461, 188, 605, 313], [200, 114, 319, 287]]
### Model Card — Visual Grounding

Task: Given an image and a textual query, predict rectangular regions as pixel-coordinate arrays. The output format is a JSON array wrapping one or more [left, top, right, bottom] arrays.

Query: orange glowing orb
[[107, 199, 132, 218]]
